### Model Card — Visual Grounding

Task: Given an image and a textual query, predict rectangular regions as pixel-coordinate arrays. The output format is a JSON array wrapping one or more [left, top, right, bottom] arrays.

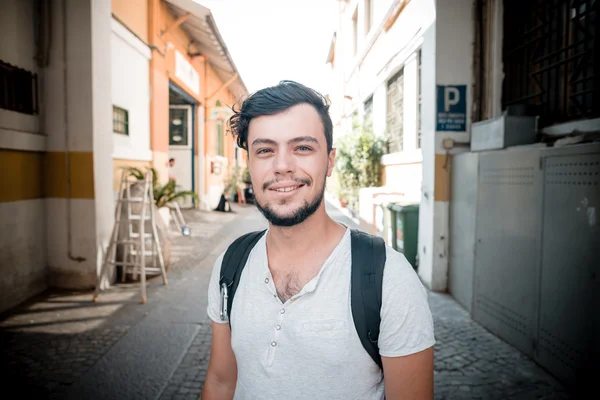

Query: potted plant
[[123, 167, 198, 226]]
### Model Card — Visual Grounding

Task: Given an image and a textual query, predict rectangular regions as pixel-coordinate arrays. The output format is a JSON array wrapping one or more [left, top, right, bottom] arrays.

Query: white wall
[[111, 18, 152, 162], [347, 0, 436, 238], [0, 200, 47, 312], [0, 0, 48, 313], [93, 0, 116, 289], [419, 0, 475, 290], [417, 23, 436, 287], [0, 0, 42, 143], [43, 0, 114, 289]]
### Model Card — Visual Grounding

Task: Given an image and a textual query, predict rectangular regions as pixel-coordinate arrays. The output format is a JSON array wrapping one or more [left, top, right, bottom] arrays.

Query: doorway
[[168, 104, 194, 208]]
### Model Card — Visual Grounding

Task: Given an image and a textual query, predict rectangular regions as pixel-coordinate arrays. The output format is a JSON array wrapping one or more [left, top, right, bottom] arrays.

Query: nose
[[272, 148, 296, 176]]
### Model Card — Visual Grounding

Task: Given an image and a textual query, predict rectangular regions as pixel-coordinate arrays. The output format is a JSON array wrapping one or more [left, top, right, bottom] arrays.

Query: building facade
[[0, 0, 247, 314], [326, 0, 599, 390]]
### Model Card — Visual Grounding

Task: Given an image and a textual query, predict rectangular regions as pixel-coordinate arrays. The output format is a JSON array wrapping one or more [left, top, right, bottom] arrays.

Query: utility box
[[471, 114, 537, 151], [388, 203, 419, 269]]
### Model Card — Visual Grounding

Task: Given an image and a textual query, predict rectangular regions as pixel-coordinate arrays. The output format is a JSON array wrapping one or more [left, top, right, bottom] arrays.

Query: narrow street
[[0, 202, 569, 399]]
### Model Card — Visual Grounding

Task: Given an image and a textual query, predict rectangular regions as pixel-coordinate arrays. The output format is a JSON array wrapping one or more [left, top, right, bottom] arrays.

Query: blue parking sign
[[437, 85, 467, 131]]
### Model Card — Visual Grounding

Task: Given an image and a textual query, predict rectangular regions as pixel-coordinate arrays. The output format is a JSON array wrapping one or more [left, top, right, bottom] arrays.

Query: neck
[[266, 202, 345, 254]]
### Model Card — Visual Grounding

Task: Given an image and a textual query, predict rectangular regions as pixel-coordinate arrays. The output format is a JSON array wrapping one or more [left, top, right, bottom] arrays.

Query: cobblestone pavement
[[0, 202, 571, 399], [429, 291, 570, 399]]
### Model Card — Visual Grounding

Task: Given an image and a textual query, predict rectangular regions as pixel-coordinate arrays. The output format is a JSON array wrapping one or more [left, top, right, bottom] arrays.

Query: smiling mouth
[[270, 185, 304, 193]]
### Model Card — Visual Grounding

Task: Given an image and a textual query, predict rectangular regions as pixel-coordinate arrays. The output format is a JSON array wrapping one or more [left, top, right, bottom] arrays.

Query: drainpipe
[[63, 0, 85, 262], [203, 55, 209, 209]]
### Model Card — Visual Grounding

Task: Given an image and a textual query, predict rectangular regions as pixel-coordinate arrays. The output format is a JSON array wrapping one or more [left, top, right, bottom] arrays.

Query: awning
[[164, 0, 248, 102]]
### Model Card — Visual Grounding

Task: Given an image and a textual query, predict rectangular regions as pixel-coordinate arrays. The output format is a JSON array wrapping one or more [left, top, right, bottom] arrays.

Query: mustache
[[263, 177, 311, 191]]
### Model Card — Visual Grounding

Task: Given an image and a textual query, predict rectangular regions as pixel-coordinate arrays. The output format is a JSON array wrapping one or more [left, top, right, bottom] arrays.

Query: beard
[[255, 180, 326, 227]]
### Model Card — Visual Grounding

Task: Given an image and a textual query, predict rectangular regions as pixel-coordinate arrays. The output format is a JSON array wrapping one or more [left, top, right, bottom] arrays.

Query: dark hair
[[228, 80, 333, 152], [169, 158, 175, 162]]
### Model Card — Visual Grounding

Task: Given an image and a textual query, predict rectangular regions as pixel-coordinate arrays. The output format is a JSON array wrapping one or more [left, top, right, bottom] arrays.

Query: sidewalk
[[0, 201, 569, 399], [0, 203, 264, 399]]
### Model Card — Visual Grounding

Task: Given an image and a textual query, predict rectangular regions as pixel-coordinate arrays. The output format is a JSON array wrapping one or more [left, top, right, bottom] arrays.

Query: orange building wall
[[112, 0, 148, 42], [147, 0, 242, 201]]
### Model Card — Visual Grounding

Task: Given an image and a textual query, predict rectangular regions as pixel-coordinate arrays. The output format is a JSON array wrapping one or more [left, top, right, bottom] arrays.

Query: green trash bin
[[387, 203, 419, 269]]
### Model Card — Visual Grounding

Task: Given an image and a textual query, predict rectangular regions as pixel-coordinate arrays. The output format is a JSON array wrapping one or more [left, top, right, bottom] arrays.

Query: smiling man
[[202, 81, 435, 400]]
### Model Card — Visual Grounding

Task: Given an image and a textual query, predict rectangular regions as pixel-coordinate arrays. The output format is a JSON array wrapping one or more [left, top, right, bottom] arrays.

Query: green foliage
[[242, 165, 251, 184], [122, 166, 198, 208], [152, 179, 198, 209], [334, 116, 385, 211], [224, 165, 243, 196]]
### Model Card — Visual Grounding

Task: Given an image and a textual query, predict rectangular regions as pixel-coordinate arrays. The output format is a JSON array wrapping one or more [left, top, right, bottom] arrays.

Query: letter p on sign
[[444, 87, 460, 112], [436, 85, 467, 131]]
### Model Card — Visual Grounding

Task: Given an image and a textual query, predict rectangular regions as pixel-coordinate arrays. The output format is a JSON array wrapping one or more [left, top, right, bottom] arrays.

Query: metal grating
[[0, 60, 38, 115], [386, 69, 404, 153], [502, 0, 599, 128], [545, 159, 600, 185], [480, 166, 536, 185], [539, 327, 583, 378], [475, 294, 529, 338]]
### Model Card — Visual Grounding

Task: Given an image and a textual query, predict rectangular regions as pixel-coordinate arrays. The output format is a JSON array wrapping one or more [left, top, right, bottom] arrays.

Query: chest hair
[[271, 268, 306, 303]]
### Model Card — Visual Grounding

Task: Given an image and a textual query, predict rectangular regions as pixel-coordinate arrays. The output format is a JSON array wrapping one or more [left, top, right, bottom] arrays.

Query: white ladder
[[93, 169, 168, 304]]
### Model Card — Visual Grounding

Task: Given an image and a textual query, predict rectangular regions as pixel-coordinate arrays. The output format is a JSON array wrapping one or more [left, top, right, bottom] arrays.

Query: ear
[[327, 148, 336, 177]]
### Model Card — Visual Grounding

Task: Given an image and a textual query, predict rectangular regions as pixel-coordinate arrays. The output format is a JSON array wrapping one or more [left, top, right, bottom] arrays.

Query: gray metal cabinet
[[472, 146, 543, 357], [449, 152, 479, 313], [536, 144, 600, 387]]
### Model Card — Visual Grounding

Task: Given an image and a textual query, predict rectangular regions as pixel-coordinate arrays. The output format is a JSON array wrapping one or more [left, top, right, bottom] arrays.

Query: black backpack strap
[[350, 229, 386, 371], [219, 230, 267, 324]]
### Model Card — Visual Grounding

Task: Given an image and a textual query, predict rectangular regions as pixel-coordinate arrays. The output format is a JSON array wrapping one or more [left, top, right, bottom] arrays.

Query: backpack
[[218, 228, 387, 370]]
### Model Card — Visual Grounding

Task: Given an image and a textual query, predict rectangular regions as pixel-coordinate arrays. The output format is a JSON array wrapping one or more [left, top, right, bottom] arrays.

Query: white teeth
[[275, 186, 297, 192]]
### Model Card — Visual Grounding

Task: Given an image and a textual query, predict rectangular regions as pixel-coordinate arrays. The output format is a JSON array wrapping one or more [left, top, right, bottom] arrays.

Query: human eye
[[296, 145, 313, 152], [256, 148, 273, 155]]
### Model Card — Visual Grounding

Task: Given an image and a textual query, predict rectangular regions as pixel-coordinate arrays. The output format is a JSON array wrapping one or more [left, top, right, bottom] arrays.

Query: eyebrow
[[251, 136, 320, 148]]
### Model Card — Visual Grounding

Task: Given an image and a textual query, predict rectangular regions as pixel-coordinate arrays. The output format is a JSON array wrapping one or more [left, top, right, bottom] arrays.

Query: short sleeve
[[207, 251, 228, 324], [378, 247, 436, 357]]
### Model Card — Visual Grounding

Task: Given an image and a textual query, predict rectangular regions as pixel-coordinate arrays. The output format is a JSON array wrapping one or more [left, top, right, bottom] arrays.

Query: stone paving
[[0, 201, 572, 399], [0, 204, 260, 399], [430, 291, 569, 399]]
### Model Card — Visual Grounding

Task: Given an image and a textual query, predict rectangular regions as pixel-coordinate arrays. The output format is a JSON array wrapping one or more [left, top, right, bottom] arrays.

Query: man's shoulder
[[217, 230, 267, 270]]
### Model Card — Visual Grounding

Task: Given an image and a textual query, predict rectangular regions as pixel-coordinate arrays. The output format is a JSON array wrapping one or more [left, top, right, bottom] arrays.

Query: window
[[386, 69, 404, 153], [217, 122, 224, 156], [216, 100, 225, 156], [352, 8, 358, 55], [416, 49, 422, 148], [502, 0, 598, 128], [0, 60, 38, 115], [169, 107, 189, 146], [113, 106, 129, 135]]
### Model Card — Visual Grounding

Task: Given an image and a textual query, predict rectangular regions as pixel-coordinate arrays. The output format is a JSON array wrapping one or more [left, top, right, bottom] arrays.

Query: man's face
[[247, 104, 335, 227]]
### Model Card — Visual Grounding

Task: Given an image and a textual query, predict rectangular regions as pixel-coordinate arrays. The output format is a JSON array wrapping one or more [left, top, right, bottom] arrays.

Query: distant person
[[202, 81, 435, 399], [166, 158, 176, 182]]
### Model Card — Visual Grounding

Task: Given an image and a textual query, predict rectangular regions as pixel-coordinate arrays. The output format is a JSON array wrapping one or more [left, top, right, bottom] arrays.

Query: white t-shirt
[[207, 227, 435, 399]]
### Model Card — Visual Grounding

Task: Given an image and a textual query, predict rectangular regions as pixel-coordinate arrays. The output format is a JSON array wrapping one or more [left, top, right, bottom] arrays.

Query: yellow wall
[[112, 0, 148, 42], [112, 159, 152, 192], [0, 150, 95, 202]]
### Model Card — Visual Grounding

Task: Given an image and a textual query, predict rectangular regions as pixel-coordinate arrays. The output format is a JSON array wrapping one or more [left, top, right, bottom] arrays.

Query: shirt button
[[276, 325, 281, 330], [280, 309, 285, 314], [271, 341, 277, 347], [265, 278, 269, 284]]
